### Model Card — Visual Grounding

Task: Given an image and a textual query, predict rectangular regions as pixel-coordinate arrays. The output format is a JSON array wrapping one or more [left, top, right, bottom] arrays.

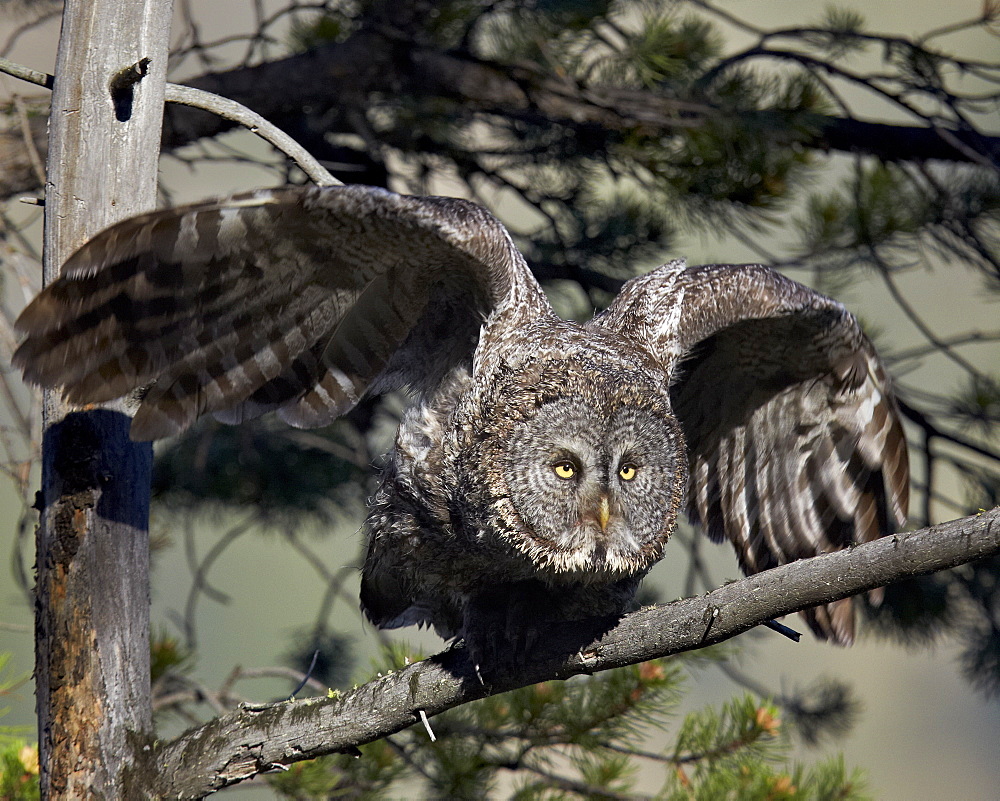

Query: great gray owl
[[14, 184, 908, 663]]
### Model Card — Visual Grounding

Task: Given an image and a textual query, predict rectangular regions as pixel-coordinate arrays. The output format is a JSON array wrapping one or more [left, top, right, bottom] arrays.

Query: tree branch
[[153, 507, 1000, 799], [4, 27, 998, 201], [162, 35, 1000, 165], [163, 84, 339, 187], [0, 57, 340, 195]]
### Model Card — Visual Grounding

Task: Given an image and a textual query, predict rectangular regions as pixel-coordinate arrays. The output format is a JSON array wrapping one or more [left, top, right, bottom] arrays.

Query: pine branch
[[135, 36, 1000, 168], [153, 507, 1000, 799], [3, 26, 998, 201]]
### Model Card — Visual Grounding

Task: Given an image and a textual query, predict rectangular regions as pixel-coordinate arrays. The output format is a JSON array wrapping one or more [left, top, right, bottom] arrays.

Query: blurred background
[[0, 0, 998, 797]]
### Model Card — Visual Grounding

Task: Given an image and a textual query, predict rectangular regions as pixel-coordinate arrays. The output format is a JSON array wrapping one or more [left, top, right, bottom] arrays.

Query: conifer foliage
[[0, 0, 997, 797]]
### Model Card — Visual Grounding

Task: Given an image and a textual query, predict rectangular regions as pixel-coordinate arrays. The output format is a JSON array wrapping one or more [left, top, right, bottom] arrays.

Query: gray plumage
[[14, 184, 909, 653]]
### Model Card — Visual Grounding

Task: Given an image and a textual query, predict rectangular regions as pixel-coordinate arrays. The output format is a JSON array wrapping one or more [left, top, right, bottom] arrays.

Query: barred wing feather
[[597, 261, 909, 644], [15, 185, 547, 440]]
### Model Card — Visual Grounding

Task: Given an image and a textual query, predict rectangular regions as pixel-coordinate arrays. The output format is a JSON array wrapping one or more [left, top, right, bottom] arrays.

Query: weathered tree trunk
[[37, 1, 172, 797]]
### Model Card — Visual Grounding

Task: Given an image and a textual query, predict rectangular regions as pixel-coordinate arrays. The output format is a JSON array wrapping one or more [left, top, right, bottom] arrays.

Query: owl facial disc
[[500, 376, 687, 580]]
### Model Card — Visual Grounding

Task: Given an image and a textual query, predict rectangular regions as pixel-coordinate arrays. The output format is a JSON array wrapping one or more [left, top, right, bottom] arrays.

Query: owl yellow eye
[[619, 464, 637, 481], [553, 461, 576, 480]]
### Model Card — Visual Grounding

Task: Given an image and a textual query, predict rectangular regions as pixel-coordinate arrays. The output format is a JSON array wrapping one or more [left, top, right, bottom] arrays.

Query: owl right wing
[[595, 260, 909, 645], [14, 185, 549, 440]]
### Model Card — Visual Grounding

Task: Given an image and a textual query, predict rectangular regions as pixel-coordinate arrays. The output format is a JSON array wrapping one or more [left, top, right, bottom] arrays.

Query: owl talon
[[462, 630, 525, 684], [460, 581, 552, 681]]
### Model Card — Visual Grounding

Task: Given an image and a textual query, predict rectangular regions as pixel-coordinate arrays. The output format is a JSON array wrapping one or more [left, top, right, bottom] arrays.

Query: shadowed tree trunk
[[35, 0, 172, 797]]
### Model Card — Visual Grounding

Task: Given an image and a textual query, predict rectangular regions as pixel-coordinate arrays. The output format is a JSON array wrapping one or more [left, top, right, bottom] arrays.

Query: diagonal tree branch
[[154, 507, 1000, 799]]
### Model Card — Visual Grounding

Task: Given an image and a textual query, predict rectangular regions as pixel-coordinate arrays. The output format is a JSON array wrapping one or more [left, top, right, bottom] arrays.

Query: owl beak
[[597, 495, 611, 533]]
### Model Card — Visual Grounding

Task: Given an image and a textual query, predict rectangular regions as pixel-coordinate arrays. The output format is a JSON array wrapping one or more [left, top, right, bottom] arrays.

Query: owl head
[[462, 355, 688, 583]]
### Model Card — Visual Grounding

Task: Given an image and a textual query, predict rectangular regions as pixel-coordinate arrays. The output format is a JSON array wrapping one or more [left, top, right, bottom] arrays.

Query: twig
[[897, 397, 1000, 466], [919, 10, 1000, 44], [418, 709, 436, 742], [0, 56, 339, 187], [888, 330, 1000, 363], [229, 666, 327, 697], [164, 84, 340, 187], [384, 736, 436, 782], [288, 652, 321, 699], [181, 514, 256, 650], [0, 55, 52, 89], [0, 8, 61, 59], [762, 619, 801, 642], [154, 674, 232, 716], [183, 514, 230, 607], [10, 92, 45, 185], [518, 761, 652, 800]]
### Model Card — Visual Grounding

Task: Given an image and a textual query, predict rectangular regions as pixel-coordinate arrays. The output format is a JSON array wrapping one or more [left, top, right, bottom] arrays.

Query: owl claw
[[461, 581, 551, 681], [459, 577, 640, 680], [463, 629, 525, 684]]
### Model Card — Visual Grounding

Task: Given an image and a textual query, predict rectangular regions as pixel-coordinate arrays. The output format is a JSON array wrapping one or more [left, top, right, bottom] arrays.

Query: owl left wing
[[595, 260, 909, 645], [14, 185, 549, 440]]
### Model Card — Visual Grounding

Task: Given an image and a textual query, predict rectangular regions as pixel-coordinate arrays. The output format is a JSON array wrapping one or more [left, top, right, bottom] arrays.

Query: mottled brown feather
[[15, 185, 547, 440], [597, 260, 909, 645], [14, 189, 909, 649]]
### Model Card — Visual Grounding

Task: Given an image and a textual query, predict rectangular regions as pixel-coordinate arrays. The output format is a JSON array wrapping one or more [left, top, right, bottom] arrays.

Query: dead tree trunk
[[36, 1, 173, 797]]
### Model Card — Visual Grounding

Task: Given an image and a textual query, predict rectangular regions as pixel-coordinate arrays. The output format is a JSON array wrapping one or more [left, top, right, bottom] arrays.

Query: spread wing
[[15, 185, 549, 440], [596, 260, 909, 645]]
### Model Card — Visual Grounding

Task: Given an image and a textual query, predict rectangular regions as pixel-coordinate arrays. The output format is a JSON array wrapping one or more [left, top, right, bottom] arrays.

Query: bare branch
[[163, 84, 339, 187], [0, 56, 340, 189], [154, 508, 1000, 799], [0, 54, 53, 89]]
